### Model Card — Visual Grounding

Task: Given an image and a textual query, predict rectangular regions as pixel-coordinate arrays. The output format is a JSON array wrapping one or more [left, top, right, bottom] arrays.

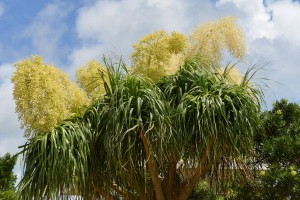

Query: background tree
[[259, 99, 300, 199], [0, 153, 18, 200], [229, 99, 300, 200]]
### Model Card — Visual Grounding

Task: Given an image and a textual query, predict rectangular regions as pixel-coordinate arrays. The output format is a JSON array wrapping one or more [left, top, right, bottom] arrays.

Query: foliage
[[262, 134, 300, 167], [11, 56, 89, 135], [258, 99, 300, 199], [230, 99, 300, 199], [188, 182, 222, 200], [262, 98, 300, 138], [0, 153, 18, 200], [18, 58, 262, 200], [259, 165, 300, 200], [15, 17, 264, 199]]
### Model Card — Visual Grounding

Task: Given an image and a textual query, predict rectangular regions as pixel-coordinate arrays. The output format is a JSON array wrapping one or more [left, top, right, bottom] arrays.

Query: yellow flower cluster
[[186, 16, 246, 66], [216, 66, 244, 85], [10, 16, 247, 135], [11, 56, 89, 135], [131, 16, 246, 82], [76, 60, 107, 99], [131, 31, 187, 82]]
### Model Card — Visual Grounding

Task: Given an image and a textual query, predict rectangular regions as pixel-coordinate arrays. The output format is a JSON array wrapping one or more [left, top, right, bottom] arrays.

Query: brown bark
[[162, 159, 178, 200], [139, 127, 165, 200], [93, 184, 118, 200], [178, 137, 214, 200]]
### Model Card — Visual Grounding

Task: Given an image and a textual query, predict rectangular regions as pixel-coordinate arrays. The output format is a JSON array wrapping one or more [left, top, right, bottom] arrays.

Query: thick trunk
[[162, 160, 179, 200], [177, 137, 214, 200], [139, 127, 165, 200]]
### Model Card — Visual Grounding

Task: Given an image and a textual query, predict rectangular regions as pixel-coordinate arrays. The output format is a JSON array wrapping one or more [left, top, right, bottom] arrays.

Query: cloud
[[0, 63, 26, 184], [24, 1, 74, 65], [216, 0, 300, 45], [0, 64, 24, 154], [68, 0, 300, 107], [215, 0, 300, 107], [216, 0, 277, 42], [0, 2, 4, 17], [269, 0, 300, 46], [70, 0, 221, 68], [67, 44, 105, 77]]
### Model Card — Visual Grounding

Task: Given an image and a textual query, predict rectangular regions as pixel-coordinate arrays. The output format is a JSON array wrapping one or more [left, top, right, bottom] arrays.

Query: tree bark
[[162, 159, 178, 200], [178, 137, 214, 200], [139, 127, 165, 200]]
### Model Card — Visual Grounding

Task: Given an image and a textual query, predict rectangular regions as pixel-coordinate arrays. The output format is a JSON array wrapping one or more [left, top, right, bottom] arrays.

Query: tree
[[258, 99, 300, 199], [229, 99, 300, 200], [0, 153, 18, 200], [15, 17, 263, 200], [18, 60, 262, 200]]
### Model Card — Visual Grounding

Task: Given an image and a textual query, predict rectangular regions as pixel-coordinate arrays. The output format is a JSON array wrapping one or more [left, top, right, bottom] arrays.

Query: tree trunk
[[177, 137, 214, 200], [162, 159, 180, 200], [139, 127, 165, 200]]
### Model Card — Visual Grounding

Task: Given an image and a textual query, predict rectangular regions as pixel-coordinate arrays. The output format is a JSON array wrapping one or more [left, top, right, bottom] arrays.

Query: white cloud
[[70, 0, 220, 68], [217, 0, 277, 42], [215, 0, 300, 106], [0, 2, 4, 17], [0, 64, 24, 154], [76, 0, 190, 41], [269, 0, 300, 46], [0, 63, 26, 184], [69, 0, 300, 106], [24, 1, 73, 65], [67, 44, 105, 77], [216, 0, 300, 45]]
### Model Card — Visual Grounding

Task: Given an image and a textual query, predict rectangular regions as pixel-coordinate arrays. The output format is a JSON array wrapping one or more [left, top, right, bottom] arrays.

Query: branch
[[178, 137, 214, 200], [162, 159, 178, 199], [97, 175, 139, 199], [139, 127, 165, 200], [92, 184, 118, 200]]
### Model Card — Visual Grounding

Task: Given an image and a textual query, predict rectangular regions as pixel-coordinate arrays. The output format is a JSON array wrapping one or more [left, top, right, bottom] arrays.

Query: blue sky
[[1, 0, 300, 181]]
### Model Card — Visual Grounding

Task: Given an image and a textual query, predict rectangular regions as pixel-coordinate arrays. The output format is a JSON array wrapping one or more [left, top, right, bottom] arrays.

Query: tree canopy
[[228, 99, 300, 200], [0, 153, 18, 200], [258, 99, 300, 199], [12, 17, 264, 200]]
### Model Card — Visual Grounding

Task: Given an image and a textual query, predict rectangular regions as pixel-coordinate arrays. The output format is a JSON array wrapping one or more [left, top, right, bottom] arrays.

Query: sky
[[1, 0, 300, 181]]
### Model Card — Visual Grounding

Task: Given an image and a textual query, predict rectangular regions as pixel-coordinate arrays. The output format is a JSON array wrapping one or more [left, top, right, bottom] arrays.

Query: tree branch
[[92, 184, 118, 200], [96, 174, 139, 199], [178, 137, 214, 200], [139, 127, 165, 200], [162, 159, 178, 199]]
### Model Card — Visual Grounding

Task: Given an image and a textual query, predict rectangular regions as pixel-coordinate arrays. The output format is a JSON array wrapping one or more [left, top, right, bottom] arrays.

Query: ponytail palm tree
[[18, 58, 263, 200]]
